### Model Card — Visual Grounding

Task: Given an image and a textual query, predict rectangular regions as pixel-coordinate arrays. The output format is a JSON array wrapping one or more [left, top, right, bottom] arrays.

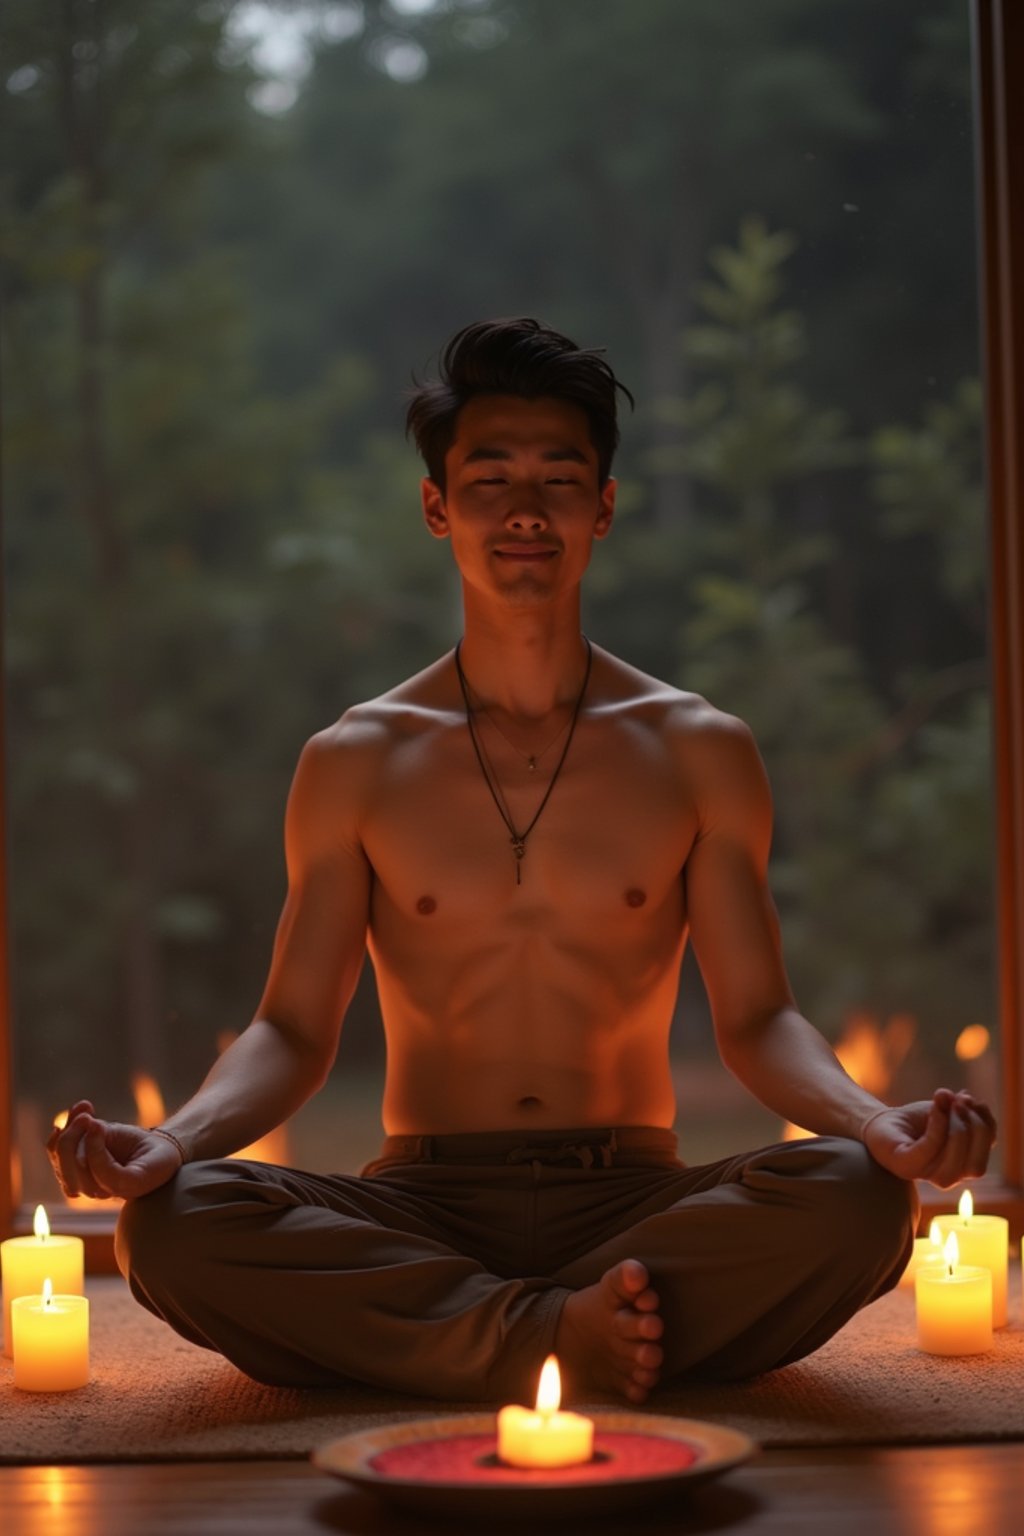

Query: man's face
[[421, 394, 615, 608]]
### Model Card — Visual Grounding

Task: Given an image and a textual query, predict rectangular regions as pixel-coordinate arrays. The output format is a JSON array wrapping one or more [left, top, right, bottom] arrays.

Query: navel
[[625, 888, 647, 908], [416, 895, 438, 916]]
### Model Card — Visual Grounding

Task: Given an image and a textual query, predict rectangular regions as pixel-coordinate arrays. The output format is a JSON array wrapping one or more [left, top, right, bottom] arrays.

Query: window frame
[[1, 0, 1022, 1263]]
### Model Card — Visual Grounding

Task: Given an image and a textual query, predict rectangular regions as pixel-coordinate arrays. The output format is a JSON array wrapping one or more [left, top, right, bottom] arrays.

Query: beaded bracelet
[[148, 1126, 188, 1165]]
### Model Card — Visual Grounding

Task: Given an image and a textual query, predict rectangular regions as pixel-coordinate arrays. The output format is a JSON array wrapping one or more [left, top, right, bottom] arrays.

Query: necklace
[[469, 691, 573, 772], [454, 636, 593, 885]]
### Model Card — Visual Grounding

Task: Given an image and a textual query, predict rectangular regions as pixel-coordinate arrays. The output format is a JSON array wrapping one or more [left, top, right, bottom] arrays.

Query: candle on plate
[[497, 1355, 594, 1468], [899, 1218, 946, 1291], [934, 1190, 1008, 1327], [916, 1232, 993, 1355], [1, 1205, 84, 1359], [12, 1278, 90, 1391]]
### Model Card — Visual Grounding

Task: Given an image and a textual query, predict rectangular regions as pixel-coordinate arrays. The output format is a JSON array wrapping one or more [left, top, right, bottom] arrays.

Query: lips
[[494, 546, 559, 560]]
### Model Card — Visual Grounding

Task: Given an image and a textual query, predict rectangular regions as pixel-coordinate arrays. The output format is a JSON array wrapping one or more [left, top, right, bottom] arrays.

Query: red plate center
[[370, 1431, 701, 1485]]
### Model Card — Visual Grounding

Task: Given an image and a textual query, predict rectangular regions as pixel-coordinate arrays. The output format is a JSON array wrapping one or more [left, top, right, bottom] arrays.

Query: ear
[[421, 478, 450, 539], [593, 477, 616, 540]]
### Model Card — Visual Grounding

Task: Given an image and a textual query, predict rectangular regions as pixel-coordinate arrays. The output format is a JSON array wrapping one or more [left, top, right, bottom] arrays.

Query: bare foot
[[554, 1258, 664, 1404]]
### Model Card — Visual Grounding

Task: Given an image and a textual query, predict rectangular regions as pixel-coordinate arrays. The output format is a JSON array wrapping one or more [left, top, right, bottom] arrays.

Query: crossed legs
[[115, 1135, 916, 1402]]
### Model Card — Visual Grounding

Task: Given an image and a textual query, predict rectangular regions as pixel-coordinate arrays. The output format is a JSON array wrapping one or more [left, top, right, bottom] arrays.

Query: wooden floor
[[1, 1445, 1021, 1536]]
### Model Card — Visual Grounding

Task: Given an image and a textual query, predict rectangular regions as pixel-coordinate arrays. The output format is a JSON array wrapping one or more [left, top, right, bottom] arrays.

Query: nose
[[505, 495, 548, 532]]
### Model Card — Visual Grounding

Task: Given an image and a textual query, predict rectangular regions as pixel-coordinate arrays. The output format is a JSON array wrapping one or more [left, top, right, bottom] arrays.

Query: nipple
[[625, 888, 647, 908], [416, 895, 438, 916]]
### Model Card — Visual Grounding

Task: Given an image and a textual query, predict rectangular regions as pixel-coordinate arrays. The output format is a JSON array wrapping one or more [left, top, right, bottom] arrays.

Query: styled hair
[[405, 317, 633, 491]]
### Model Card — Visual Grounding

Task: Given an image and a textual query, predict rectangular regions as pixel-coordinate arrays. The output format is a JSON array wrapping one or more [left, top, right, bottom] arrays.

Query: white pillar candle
[[899, 1218, 946, 1291], [1, 1206, 84, 1359], [934, 1190, 1009, 1327], [916, 1233, 993, 1355], [497, 1356, 594, 1468], [12, 1279, 90, 1391]]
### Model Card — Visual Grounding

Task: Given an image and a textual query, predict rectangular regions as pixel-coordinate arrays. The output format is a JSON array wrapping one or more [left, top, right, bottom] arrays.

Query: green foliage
[[1, 0, 992, 1124], [648, 217, 990, 1045]]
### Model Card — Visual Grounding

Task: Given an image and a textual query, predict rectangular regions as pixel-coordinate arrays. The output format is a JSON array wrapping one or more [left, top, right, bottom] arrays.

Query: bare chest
[[361, 717, 697, 930]]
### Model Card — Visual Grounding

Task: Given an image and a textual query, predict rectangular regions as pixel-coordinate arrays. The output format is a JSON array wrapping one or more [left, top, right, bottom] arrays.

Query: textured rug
[[1, 1273, 1023, 1463]]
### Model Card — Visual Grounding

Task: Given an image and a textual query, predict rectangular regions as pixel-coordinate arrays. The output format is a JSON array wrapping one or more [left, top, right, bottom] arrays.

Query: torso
[[347, 646, 709, 1134]]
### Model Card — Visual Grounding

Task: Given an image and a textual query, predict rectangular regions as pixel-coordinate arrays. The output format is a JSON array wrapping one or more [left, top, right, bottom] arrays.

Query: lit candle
[[1, 1206, 84, 1359], [497, 1356, 594, 1468], [934, 1190, 1008, 1327], [898, 1218, 946, 1291], [916, 1232, 992, 1355], [12, 1278, 90, 1391]]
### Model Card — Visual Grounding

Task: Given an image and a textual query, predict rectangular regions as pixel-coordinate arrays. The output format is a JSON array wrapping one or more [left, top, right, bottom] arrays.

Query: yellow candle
[[898, 1219, 946, 1291], [12, 1279, 90, 1391], [934, 1190, 1008, 1327], [497, 1356, 594, 1468], [1, 1206, 84, 1359], [916, 1233, 992, 1355]]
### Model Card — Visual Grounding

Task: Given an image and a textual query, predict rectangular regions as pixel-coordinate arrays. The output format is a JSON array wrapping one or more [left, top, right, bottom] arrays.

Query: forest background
[[1, 0, 995, 1187]]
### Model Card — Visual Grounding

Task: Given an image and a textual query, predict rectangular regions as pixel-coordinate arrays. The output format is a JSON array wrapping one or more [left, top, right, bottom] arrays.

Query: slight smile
[[494, 546, 559, 561]]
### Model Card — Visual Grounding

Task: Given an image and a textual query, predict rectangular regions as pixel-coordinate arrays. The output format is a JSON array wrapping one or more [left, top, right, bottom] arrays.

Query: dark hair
[[405, 317, 633, 491]]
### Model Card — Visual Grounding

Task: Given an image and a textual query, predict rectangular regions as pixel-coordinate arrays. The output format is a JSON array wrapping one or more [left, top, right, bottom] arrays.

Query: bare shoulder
[[596, 647, 769, 829], [596, 647, 758, 757], [290, 654, 456, 825]]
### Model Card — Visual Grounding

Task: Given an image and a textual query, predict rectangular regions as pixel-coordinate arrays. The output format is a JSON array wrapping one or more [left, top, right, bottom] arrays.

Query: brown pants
[[114, 1127, 917, 1402]]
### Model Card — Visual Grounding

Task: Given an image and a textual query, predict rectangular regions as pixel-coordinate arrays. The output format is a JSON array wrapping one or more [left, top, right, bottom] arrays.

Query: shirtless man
[[49, 318, 996, 1405]]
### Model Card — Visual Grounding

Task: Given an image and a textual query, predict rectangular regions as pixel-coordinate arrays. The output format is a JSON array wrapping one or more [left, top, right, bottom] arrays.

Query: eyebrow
[[460, 445, 590, 467]]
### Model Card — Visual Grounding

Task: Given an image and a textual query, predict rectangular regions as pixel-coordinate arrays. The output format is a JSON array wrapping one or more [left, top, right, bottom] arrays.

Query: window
[[2, 0, 1021, 1256]]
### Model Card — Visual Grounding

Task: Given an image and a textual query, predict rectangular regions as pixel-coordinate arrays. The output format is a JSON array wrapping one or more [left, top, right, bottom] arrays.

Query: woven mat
[[1, 1273, 1022, 1463]]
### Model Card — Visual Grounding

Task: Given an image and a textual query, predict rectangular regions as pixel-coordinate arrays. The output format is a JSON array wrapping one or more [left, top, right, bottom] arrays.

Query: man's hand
[[863, 1088, 997, 1188], [47, 1100, 184, 1202]]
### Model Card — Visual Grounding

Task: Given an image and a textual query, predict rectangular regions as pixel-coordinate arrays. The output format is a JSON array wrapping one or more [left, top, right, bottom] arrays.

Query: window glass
[[4, 0, 992, 1204]]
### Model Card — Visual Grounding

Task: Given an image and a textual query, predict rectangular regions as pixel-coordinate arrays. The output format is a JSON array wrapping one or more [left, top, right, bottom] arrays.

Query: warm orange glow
[[33, 1205, 50, 1240], [536, 1355, 561, 1415], [41, 1467, 69, 1511], [955, 1024, 990, 1062], [53, 1110, 69, 1131], [230, 1129, 290, 1164], [782, 1011, 917, 1141], [132, 1072, 166, 1129]]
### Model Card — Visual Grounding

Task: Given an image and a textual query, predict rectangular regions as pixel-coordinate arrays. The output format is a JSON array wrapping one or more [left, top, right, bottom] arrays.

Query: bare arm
[[682, 710, 995, 1187], [50, 723, 374, 1199]]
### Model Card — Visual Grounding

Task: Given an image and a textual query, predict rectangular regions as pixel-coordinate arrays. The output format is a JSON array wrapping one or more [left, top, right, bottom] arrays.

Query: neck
[[456, 605, 590, 721]]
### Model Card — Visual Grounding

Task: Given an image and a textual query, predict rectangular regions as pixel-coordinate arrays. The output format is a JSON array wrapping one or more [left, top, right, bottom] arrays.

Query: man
[[50, 318, 995, 1406]]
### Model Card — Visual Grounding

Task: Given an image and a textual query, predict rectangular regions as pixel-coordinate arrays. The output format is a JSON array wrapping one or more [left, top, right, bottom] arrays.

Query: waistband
[[373, 1125, 681, 1170]]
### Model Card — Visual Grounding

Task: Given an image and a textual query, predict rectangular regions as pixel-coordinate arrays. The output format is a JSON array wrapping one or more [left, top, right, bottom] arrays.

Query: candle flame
[[943, 1232, 959, 1273], [959, 1189, 973, 1222], [33, 1205, 50, 1240], [42, 1277, 54, 1308], [955, 1023, 990, 1061], [928, 1218, 942, 1248], [132, 1072, 167, 1130], [536, 1355, 561, 1416], [53, 1110, 69, 1132]]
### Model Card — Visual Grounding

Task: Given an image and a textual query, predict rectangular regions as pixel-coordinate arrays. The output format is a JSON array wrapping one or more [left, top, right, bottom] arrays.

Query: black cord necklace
[[454, 636, 593, 885]]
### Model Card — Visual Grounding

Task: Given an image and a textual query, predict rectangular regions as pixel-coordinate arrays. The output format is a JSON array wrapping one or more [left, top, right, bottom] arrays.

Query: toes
[[618, 1259, 649, 1295], [622, 1379, 650, 1404], [633, 1287, 660, 1312], [639, 1342, 664, 1369]]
